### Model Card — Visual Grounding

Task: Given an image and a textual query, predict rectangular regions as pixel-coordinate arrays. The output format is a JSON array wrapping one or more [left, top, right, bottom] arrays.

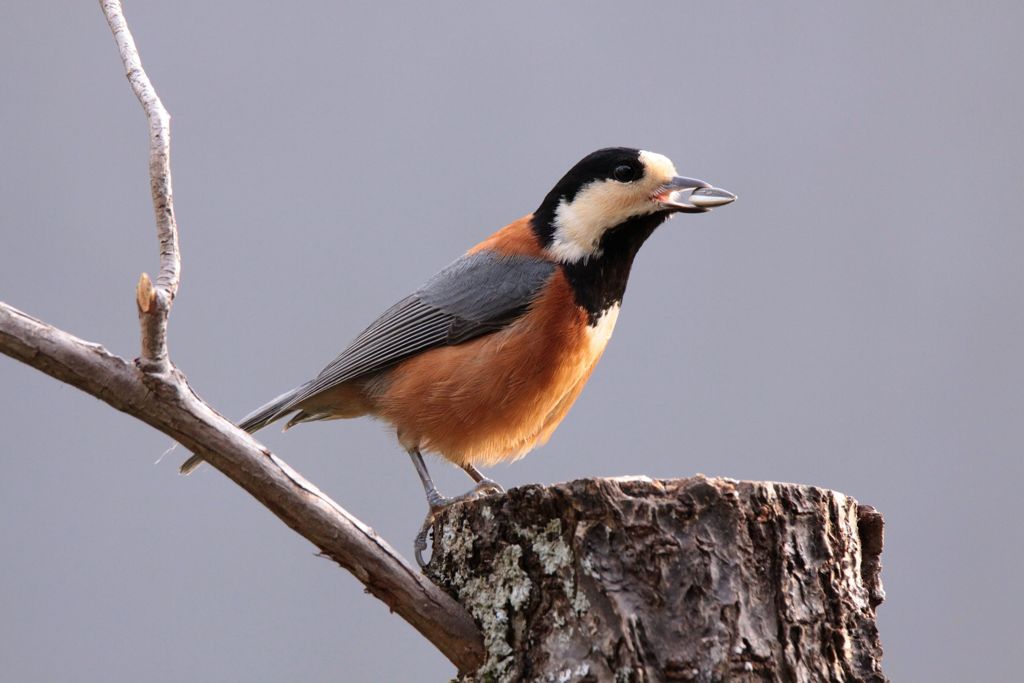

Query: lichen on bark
[[428, 476, 886, 683]]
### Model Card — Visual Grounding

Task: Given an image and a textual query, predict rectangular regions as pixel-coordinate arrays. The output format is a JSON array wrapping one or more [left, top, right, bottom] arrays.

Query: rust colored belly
[[375, 274, 613, 466]]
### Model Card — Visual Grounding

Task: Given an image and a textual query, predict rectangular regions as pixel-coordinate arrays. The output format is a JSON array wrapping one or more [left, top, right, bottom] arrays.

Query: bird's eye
[[613, 165, 637, 183]]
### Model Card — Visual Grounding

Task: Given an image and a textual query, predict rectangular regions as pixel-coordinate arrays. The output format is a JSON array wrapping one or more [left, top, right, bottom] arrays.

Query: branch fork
[[0, 1, 486, 673], [0, 4, 890, 679]]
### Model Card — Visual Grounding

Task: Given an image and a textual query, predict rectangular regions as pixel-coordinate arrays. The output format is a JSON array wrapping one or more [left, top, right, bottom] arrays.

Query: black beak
[[657, 176, 737, 213]]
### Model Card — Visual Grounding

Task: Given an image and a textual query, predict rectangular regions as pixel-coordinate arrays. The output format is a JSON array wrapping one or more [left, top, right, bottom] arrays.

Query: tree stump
[[426, 476, 886, 683]]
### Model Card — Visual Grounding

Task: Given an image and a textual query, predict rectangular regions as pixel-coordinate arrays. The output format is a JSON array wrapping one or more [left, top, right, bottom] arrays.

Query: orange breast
[[376, 271, 609, 466]]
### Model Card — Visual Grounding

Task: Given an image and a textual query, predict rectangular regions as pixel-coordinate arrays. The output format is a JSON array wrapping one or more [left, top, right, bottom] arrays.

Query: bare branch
[[0, 1, 487, 672], [0, 301, 485, 671], [101, 0, 179, 373]]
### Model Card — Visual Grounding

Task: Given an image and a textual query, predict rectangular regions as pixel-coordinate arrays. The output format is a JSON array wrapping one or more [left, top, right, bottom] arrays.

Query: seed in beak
[[688, 187, 737, 208]]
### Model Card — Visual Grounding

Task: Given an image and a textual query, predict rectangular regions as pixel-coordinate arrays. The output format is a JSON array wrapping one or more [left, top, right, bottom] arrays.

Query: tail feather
[[237, 385, 307, 432], [178, 452, 207, 475], [178, 385, 307, 474]]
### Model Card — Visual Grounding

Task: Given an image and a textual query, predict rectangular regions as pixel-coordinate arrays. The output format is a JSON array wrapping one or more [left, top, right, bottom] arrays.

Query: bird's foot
[[413, 515, 436, 570], [470, 477, 504, 496], [413, 482, 505, 569]]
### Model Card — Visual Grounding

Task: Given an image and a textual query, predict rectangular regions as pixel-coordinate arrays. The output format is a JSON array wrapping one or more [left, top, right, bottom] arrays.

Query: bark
[[426, 476, 886, 683], [0, 2, 486, 672], [0, 301, 484, 671], [101, 0, 179, 373], [2, 4, 886, 679]]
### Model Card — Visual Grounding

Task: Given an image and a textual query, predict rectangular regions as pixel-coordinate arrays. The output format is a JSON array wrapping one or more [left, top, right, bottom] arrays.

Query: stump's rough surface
[[427, 476, 885, 683]]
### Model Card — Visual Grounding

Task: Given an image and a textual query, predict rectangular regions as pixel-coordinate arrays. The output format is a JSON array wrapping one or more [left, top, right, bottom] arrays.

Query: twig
[[101, 0, 179, 373], [0, 1, 486, 673], [0, 301, 485, 671]]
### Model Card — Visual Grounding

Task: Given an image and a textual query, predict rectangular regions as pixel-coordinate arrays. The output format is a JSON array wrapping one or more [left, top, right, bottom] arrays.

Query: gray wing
[[238, 250, 556, 432]]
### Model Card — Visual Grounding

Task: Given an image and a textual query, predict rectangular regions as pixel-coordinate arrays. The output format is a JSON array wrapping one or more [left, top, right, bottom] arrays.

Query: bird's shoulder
[[466, 214, 547, 260]]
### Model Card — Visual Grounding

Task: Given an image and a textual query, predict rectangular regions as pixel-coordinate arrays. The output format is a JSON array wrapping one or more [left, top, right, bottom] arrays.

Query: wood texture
[[102, 0, 179, 373], [1, 4, 886, 679], [0, 301, 485, 671], [427, 476, 887, 682], [0, 2, 486, 672]]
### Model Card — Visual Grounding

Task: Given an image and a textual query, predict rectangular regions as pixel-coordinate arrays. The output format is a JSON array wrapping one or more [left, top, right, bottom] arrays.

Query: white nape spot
[[586, 304, 620, 356]]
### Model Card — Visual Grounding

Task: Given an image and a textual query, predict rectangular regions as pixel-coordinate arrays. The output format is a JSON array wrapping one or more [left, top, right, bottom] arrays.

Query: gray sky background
[[2, 2, 1022, 681]]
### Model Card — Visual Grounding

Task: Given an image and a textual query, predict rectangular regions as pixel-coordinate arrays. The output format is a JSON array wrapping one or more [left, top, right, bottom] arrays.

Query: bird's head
[[533, 147, 735, 264]]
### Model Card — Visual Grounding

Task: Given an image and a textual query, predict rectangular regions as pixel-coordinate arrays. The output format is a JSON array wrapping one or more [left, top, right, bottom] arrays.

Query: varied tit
[[180, 147, 736, 566]]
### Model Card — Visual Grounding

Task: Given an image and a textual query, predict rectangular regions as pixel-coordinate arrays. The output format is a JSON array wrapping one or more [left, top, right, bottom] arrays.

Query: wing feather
[[247, 250, 556, 429]]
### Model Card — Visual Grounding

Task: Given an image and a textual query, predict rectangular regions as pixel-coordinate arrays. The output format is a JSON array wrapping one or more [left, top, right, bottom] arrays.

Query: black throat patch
[[552, 212, 670, 324]]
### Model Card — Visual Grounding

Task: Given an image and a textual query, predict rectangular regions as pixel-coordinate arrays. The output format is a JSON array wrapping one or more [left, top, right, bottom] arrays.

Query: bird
[[180, 147, 735, 566]]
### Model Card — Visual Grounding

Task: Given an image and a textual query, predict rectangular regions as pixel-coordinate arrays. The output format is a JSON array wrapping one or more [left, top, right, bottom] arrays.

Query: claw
[[412, 482, 505, 569], [471, 477, 504, 496], [414, 514, 435, 569]]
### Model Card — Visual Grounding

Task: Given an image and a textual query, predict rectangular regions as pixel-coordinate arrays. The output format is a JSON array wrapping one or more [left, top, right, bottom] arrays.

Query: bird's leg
[[409, 448, 451, 568], [408, 450, 505, 568], [408, 447, 450, 510], [461, 463, 505, 496]]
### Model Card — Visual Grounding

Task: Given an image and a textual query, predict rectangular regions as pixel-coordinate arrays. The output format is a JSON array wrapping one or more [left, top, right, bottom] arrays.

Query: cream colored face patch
[[637, 150, 678, 187], [546, 151, 680, 263]]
